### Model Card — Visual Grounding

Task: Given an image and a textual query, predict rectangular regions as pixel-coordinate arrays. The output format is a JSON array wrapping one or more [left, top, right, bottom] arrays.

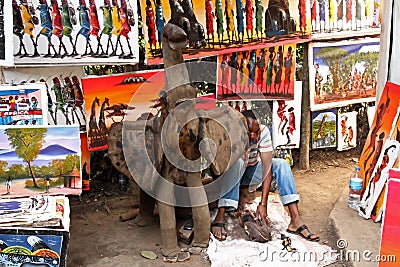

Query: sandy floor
[[67, 149, 358, 266]]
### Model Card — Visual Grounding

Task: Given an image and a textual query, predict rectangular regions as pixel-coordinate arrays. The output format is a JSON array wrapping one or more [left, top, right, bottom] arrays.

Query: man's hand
[[256, 204, 268, 225]]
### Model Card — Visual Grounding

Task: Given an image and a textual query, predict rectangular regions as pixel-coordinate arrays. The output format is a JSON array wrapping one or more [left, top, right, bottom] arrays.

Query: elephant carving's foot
[[188, 241, 209, 255], [162, 247, 190, 263], [133, 214, 155, 227]]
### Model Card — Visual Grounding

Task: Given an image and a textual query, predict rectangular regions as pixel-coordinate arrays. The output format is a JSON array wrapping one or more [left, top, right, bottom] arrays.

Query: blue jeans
[[218, 158, 300, 209]]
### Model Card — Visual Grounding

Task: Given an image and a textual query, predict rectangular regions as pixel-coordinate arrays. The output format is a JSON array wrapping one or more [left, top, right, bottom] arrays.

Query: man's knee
[[272, 158, 290, 170]]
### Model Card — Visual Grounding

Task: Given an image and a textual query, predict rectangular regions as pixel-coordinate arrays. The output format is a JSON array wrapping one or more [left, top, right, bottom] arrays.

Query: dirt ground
[[66, 148, 360, 267]]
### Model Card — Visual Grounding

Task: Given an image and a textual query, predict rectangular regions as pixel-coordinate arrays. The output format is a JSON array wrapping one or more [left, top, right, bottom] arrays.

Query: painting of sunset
[[0, 125, 81, 197], [81, 70, 164, 151]]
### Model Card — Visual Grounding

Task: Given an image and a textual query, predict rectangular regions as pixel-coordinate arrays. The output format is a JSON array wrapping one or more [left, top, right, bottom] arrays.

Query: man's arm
[[256, 151, 273, 224]]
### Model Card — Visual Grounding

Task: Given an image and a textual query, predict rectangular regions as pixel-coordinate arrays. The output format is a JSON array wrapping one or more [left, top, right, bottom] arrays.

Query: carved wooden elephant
[[108, 15, 248, 261]]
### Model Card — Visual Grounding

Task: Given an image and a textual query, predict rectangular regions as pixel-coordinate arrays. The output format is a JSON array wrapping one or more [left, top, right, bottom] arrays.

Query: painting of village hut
[[142, 0, 311, 65], [4, 66, 86, 131], [309, 38, 379, 111], [0, 125, 81, 197], [311, 109, 337, 149], [0, 84, 47, 126], [81, 70, 164, 151]]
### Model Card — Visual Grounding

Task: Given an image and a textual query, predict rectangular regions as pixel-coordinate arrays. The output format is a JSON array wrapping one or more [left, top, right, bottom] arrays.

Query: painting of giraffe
[[311, 108, 337, 149]]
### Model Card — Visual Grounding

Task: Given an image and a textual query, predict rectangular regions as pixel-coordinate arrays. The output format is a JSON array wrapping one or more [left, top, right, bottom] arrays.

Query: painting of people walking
[[309, 38, 379, 111], [142, 0, 311, 65], [11, 0, 139, 65], [0, 125, 82, 197], [217, 44, 296, 101]]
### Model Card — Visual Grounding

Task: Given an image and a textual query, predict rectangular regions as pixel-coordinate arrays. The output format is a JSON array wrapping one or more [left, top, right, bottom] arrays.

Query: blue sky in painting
[[0, 126, 80, 152]]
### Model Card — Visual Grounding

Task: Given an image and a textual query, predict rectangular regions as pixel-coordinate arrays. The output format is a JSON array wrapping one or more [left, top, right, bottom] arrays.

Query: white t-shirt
[[247, 124, 273, 166]]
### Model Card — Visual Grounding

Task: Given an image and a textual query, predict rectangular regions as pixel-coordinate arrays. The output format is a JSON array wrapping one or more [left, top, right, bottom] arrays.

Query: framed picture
[[11, 0, 139, 66], [0, 83, 48, 126], [309, 38, 379, 111]]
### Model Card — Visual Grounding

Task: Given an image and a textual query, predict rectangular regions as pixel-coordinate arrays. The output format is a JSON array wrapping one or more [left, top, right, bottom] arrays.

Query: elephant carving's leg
[[133, 189, 156, 227], [186, 172, 210, 249], [157, 200, 180, 256]]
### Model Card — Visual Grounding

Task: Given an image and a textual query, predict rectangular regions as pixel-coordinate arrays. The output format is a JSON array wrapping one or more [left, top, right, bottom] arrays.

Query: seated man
[[211, 110, 320, 242]]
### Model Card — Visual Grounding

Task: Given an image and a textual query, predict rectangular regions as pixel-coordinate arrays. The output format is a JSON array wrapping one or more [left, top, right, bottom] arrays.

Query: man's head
[[242, 110, 260, 145]]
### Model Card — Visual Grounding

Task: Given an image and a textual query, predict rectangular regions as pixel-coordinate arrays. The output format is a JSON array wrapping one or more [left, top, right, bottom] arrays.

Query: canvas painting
[[367, 105, 376, 127], [217, 43, 296, 101], [337, 111, 357, 151], [309, 38, 379, 111], [272, 81, 302, 149], [358, 82, 400, 221], [311, 108, 337, 149], [4, 66, 86, 131], [11, 0, 139, 65], [310, 0, 383, 35], [81, 70, 163, 151], [0, 227, 69, 267], [0, 125, 82, 197], [80, 132, 90, 191], [379, 175, 400, 267], [359, 139, 400, 221], [142, 0, 311, 65], [0, 84, 48, 126], [0, 0, 13, 66]]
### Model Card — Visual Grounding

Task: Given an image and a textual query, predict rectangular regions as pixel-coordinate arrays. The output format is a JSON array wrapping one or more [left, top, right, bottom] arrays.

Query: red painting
[[81, 70, 164, 151]]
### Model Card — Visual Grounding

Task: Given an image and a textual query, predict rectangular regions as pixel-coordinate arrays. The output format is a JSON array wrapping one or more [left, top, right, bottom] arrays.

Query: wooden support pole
[[299, 44, 310, 170]]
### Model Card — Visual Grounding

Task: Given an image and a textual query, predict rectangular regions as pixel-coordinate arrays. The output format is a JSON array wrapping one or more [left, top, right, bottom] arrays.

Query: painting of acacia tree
[[0, 125, 81, 197], [310, 38, 379, 111]]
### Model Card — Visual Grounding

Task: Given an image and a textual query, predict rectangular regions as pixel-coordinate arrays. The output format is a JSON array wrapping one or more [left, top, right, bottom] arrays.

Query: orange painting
[[358, 82, 400, 221], [81, 70, 164, 151]]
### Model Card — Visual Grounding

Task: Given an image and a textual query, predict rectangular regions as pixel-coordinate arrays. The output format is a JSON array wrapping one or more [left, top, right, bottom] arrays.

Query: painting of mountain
[[0, 125, 81, 197]]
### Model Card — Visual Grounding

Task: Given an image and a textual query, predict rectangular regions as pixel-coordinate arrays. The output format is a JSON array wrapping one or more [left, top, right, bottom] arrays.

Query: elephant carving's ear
[[202, 107, 248, 176]]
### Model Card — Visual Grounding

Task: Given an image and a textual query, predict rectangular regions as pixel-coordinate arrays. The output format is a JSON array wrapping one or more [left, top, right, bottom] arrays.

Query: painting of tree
[[311, 39, 379, 110], [4, 128, 47, 188]]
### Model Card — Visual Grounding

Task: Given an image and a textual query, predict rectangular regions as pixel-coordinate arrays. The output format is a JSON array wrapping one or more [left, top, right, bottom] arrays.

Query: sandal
[[211, 222, 227, 241], [183, 217, 194, 230], [287, 224, 320, 242]]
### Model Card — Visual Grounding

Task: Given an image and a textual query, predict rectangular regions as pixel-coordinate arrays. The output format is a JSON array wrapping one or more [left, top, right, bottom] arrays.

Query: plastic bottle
[[348, 166, 363, 209]]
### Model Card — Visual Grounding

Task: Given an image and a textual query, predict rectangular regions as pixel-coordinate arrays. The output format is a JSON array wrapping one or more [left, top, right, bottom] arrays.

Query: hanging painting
[[142, 0, 311, 65], [309, 38, 379, 111], [11, 0, 139, 66], [0, 125, 82, 197], [310, 0, 383, 36], [358, 82, 400, 222], [379, 174, 400, 267], [0, 84, 48, 126], [3, 66, 86, 131], [81, 70, 163, 151], [217, 43, 296, 101], [272, 81, 302, 149], [337, 111, 357, 151], [0, 0, 13, 66], [311, 108, 337, 149], [80, 132, 90, 190]]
